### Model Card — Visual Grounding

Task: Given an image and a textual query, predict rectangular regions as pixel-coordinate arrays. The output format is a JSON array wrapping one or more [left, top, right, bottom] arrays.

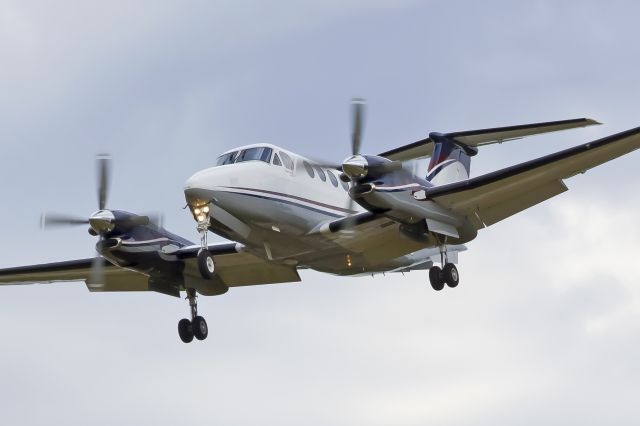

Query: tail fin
[[379, 118, 600, 185], [426, 133, 473, 185]]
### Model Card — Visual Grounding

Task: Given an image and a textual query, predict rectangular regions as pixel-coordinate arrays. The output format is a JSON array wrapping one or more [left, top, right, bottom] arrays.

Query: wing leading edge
[[426, 126, 640, 228]]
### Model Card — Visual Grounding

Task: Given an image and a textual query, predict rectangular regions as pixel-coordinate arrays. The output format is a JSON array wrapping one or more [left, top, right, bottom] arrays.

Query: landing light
[[190, 204, 211, 223]]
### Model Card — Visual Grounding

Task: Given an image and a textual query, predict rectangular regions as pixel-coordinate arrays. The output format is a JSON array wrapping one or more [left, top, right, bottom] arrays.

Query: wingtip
[[584, 118, 603, 126]]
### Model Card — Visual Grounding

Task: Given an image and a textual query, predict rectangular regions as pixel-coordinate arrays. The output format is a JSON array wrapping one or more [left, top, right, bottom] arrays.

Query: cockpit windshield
[[215, 146, 273, 166], [236, 147, 273, 163], [216, 151, 239, 166]]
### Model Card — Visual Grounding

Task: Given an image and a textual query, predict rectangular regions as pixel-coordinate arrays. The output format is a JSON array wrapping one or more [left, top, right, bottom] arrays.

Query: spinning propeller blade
[[40, 213, 89, 229], [343, 98, 367, 225], [351, 98, 365, 156], [97, 154, 111, 211], [88, 250, 105, 289]]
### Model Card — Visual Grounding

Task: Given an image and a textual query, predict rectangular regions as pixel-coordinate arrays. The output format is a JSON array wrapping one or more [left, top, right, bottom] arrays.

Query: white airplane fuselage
[[184, 143, 453, 275]]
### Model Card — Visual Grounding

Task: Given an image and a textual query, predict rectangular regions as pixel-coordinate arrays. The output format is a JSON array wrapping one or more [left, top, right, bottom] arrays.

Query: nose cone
[[184, 168, 219, 206]]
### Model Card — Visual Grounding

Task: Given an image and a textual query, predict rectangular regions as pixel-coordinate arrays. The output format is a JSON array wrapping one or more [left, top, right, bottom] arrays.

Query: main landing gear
[[178, 288, 209, 343], [428, 242, 460, 291]]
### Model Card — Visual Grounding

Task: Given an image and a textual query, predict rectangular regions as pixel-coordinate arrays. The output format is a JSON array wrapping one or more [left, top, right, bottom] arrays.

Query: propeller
[[40, 154, 160, 288], [307, 99, 409, 226], [310, 98, 385, 218], [337, 98, 406, 223]]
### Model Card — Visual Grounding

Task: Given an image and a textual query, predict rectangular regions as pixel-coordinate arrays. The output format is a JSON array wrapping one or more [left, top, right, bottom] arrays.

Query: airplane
[[1, 100, 639, 343]]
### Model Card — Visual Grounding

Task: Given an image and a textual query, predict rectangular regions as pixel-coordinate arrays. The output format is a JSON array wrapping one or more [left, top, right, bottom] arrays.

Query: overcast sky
[[1, 1, 640, 424]]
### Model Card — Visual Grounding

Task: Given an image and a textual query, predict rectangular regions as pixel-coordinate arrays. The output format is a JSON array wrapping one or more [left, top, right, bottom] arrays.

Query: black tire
[[193, 316, 208, 340], [429, 266, 445, 291], [178, 318, 194, 343], [443, 263, 459, 288], [197, 249, 215, 280]]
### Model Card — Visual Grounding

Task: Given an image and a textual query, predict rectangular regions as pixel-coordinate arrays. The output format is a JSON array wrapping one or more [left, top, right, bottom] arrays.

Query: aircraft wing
[[182, 251, 301, 287], [177, 243, 301, 287], [311, 212, 432, 264], [426, 126, 640, 228], [0, 241, 299, 294], [379, 118, 599, 161], [0, 258, 149, 292]]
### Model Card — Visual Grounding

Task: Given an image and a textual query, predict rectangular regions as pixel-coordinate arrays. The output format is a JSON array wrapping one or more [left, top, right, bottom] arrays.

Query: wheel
[[178, 318, 194, 343], [197, 249, 215, 279], [429, 266, 445, 291], [193, 316, 208, 340], [443, 263, 459, 288]]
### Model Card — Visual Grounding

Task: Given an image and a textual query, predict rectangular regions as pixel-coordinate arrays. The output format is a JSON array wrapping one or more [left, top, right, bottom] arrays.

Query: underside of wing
[[179, 243, 301, 288], [0, 258, 150, 292], [311, 212, 431, 264], [427, 126, 640, 228]]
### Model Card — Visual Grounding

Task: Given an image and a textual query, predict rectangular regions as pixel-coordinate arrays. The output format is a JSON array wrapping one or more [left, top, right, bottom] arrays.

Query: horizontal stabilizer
[[380, 118, 600, 161], [446, 117, 600, 147]]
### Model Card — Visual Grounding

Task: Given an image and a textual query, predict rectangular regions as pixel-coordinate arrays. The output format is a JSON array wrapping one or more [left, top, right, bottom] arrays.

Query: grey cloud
[[1, 1, 640, 425]]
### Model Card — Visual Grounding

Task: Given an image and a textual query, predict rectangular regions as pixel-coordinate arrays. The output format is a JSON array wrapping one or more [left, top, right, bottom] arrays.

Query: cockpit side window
[[237, 147, 273, 163], [216, 151, 239, 166], [273, 154, 282, 166]]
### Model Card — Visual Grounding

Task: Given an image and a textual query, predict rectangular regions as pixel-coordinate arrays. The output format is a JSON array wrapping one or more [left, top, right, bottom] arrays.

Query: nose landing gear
[[197, 249, 215, 279], [178, 288, 209, 343], [192, 204, 216, 280]]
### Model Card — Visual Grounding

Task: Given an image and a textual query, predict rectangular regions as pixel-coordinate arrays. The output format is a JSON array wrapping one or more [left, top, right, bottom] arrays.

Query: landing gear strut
[[178, 288, 209, 343], [428, 240, 460, 291], [194, 204, 215, 280]]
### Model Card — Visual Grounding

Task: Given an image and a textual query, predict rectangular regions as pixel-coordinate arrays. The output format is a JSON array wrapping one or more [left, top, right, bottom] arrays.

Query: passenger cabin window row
[[301, 160, 349, 191]]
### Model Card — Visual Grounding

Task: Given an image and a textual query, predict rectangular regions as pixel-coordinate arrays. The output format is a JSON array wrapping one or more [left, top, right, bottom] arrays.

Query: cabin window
[[326, 170, 338, 187], [341, 179, 350, 191], [314, 166, 326, 182], [216, 151, 239, 166], [279, 151, 294, 170], [273, 154, 282, 166], [236, 147, 273, 163], [302, 160, 315, 178]]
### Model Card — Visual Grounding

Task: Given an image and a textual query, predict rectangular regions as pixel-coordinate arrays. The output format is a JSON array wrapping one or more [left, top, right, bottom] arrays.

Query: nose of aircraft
[[184, 168, 219, 206]]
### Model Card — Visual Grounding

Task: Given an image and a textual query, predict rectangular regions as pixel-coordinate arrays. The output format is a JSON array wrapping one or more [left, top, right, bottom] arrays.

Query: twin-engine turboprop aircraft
[[1, 100, 639, 343]]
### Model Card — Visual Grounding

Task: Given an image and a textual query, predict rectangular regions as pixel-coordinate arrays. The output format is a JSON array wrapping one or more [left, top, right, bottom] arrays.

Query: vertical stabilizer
[[426, 133, 474, 186]]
